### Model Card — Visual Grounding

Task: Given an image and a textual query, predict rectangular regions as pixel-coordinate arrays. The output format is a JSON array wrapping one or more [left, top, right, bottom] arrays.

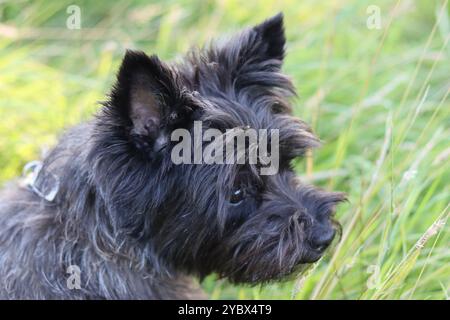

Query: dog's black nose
[[310, 227, 335, 252]]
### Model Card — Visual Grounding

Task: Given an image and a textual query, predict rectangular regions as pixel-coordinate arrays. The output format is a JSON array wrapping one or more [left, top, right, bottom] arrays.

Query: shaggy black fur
[[0, 13, 345, 299]]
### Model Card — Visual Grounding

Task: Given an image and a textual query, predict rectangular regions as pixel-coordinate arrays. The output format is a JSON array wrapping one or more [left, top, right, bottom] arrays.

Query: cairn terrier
[[0, 13, 344, 299]]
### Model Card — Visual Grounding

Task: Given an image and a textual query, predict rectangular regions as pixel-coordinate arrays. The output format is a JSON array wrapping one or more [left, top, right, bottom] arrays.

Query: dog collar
[[22, 160, 59, 202]]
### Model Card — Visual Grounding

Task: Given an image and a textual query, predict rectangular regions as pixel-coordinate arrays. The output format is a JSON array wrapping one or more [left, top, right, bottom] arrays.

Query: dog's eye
[[229, 187, 245, 204]]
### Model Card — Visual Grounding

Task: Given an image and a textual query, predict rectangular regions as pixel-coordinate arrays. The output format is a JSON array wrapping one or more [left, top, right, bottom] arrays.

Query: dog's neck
[[6, 122, 203, 299]]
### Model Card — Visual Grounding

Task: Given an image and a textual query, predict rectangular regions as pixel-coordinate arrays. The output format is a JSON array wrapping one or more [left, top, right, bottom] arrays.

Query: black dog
[[0, 13, 344, 299]]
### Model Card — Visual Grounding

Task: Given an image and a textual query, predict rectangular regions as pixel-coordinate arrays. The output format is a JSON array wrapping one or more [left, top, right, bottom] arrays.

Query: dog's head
[[92, 13, 345, 284]]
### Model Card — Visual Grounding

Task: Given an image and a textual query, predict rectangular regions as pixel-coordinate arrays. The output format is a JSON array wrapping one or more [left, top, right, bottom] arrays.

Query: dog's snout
[[310, 226, 336, 252]]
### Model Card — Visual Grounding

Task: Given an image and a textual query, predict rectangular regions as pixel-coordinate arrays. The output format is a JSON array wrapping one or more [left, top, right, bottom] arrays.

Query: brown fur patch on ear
[[129, 74, 161, 137]]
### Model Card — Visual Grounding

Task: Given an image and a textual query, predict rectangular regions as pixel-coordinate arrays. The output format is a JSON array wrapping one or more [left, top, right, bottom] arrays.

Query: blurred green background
[[0, 0, 448, 299]]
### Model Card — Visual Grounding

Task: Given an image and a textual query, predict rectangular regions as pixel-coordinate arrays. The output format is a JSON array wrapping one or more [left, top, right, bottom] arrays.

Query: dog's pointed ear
[[224, 13, 286, 67], [110, 50, 176, 138], [251, 12, 286, 62], [206, 13, 290, 92], [108, 50, 198, 153]]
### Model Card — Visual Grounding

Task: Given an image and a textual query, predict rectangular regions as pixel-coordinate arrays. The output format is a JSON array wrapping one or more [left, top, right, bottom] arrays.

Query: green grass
[[0, 0, 448, 299]]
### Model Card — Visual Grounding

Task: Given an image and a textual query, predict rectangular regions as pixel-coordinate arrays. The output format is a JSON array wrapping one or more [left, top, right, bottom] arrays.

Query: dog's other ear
[[218, 13, 286, 69], [251, 12, 286, 62], [204, 13, 289, 92]]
